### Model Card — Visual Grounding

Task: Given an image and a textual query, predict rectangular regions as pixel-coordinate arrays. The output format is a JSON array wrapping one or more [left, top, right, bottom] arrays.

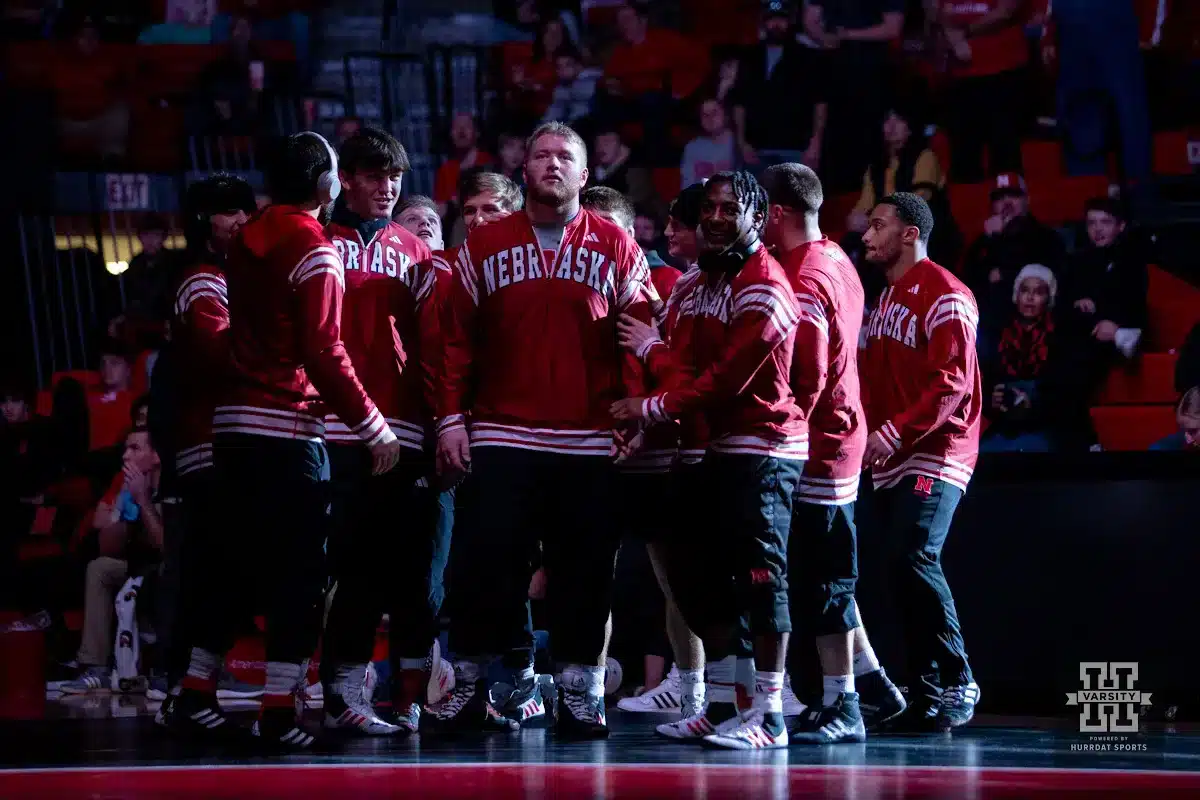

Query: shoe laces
[[941, 686, 966, 706], [562, 686, 599, 719], [440, 682, 475, 716]]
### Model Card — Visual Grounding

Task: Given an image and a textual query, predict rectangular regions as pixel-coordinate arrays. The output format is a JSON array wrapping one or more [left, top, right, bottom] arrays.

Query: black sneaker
[[426, 675, 519, 733], [857, 668, 907, 731], [935, 682, 980, 730], [879, 701, 941, 733], [494, 677, 547, 724], [790, 693, 867, 744], [164, 688, 248, 742], [254, 705, 317, 751], [556, 683, 608, 740]]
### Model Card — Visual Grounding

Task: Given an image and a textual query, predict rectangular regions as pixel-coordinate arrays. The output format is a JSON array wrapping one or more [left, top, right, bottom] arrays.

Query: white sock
[[515, 664, 536, 687], [735, 657, 755, 696], [332, 662, 365, 694], [454, 660, 481, 683], [185, 647, 220, 683], [678, 668, 704, 700], [397, 657, 425, 671], [853, 646, 880, 677], [706, 655, 736, 705], [581, 665, 606, 699], [264, 661, 303, 699], [754, 670, 784, 714], [822, 674, 854, 706]]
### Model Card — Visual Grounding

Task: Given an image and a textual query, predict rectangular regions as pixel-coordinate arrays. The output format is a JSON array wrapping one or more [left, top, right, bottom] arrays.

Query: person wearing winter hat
[[977, 263, 1060, 452]]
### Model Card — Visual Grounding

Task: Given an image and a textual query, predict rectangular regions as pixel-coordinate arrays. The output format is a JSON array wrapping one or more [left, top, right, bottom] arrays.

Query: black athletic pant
[[161, 468, 223, 686], [669, 452, 802, 659], [787, 500, 861, 706], [447, 446, 618, 667], [322, 444, 444, 678], [874, 475, 973, 707], [190, 434, 331, 667], [943, 69, 1026, 183]]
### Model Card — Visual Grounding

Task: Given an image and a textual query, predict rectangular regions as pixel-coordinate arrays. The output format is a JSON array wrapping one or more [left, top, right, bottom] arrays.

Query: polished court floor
[[0, 694, 1196, 798]]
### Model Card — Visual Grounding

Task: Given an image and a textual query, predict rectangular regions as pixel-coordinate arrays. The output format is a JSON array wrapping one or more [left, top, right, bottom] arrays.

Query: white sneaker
[[782, 672, 806, 716], [655, 703, 739, 740], [305, 680, 324, 707], [703, 708, 788, 750], [323, 667, 401, 736], [618, 666, 683, 712]]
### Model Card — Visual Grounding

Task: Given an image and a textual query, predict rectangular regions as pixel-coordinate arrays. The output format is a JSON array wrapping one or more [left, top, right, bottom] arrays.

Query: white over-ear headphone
[[298, 131, 341, 204]]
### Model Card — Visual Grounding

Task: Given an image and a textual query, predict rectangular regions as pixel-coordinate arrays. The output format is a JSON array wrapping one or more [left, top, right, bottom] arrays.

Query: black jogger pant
[[190, 434, 331, 667], [668, 452, 802, 659], [322, 444, 445, 675], [447, 446, 618, 667], [874, 475, 973, 706]]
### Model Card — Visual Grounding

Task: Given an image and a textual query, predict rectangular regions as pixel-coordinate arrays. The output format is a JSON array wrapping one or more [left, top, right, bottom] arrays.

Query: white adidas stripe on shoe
[[618, 667, 683, 713]]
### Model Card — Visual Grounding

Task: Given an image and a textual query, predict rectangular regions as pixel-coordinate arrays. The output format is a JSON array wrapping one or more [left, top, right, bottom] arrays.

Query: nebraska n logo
[[914, 476, 934, 496]]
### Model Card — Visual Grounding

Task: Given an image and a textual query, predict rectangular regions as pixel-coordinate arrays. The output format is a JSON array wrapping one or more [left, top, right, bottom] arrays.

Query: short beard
[[529, 181, 574, 209]]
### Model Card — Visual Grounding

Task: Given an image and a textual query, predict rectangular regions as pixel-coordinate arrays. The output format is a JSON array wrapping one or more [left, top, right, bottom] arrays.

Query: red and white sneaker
[[322, 667, 401, 736], [702, 709, 789, 750], [655, 704, 739, 741]]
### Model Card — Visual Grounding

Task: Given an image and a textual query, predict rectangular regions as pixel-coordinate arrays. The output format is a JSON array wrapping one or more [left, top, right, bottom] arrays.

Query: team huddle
[[153, 121, 982, 752]]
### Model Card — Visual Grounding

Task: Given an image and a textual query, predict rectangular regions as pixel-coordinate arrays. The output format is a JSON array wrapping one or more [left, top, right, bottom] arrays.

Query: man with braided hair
[[612, 170, 808, 750]]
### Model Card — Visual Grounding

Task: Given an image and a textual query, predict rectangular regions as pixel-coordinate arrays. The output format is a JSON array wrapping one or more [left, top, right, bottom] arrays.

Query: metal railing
[[14, 210, 183, 387]]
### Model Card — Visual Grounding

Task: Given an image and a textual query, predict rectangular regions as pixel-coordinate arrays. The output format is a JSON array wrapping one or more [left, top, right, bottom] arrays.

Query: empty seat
[[1097, 353, 1180, 405], [1090, 405, 1178, 451]]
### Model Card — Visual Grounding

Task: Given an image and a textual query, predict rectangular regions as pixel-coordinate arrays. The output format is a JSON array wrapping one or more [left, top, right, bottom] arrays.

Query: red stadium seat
[[946, 181, 993, 242], [1020, 139, 1064, 179], [135, 45, 225, 99], [1026, 174, 1111, 227], [1090, 405, 1178, 451], [1097, 353, 1179, 405], [652, 168, 682, 204], [1146, 265, 1200, 352], [818, 191, 860, 244], [1152, 130, 1194, 176]]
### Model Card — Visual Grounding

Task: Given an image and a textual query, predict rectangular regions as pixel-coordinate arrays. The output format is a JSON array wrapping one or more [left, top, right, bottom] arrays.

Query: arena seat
[[946, 181, 993, 241], [1146, 265, 1200, 352], [652, 168, 681, 204], [1152, 130, 1194, 176], [136, 45, 225, 99], [1027, 174, 1112, 227], [1020, 138, 1064, 179], [1097, 353, 1179, 405], [818, 191, 860, 243], [1090, 405, 1178, 451]]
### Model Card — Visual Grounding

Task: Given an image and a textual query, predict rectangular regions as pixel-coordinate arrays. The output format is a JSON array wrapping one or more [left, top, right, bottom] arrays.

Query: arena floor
[[0, 697, 1196, 798]]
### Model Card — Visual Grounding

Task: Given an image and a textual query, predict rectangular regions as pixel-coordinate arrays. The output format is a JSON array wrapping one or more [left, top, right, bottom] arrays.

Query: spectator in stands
[[53, 16, 131, 161], [1151, 388, 1200, 451], [1061, 198, 1148, 360], [197, 13, 265, 135], [513, 16, 576, 118], [1045, 0, 1151, 179], [843, 104, 960, 269], [633, 206, 668, 267], [962, 173, 1066, 322], [599, 2, 708, 159], [80, 340, 136, 459], [433, 113, 493, 218], [591, 126, 659, 219], [60, 426, 163, 694], [0, 378, 45, 576], [934, 0, 1028, 182], [335, 117, 364, 147], [496, 131, 527, 188], [109, 215, 175, 347], [1048, 197, 1148, 451], [803, 0, 905, 192], [543, 47, 601, 126], [731, 2, 827, 172], [679, 99, 737, 189], [395, 196, 445, 251], [977, 265, 1060, 452]]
